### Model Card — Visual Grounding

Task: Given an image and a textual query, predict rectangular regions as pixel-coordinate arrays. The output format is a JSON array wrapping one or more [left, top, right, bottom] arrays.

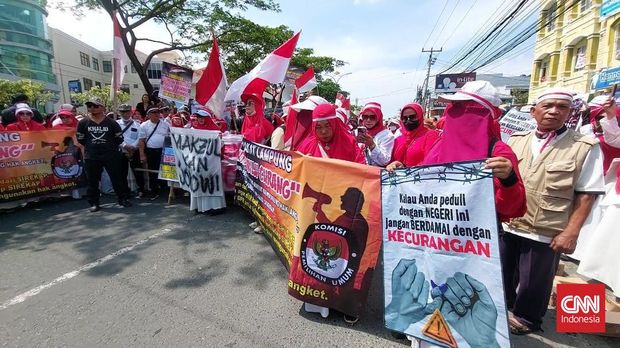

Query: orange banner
[[0, 130, 84, 202], [235, 140, 382, 317]]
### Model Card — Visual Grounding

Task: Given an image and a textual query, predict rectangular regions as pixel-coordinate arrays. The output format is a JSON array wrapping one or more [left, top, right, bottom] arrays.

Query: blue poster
[[593, 67, 620, 90], [381, 161, 509, 348]]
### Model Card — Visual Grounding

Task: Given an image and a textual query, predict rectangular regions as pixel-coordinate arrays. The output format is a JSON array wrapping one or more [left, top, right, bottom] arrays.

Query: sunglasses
[[401, 114, 418, 121], [86, 104, 102, 108], [17, 111, 33, 116], [361, 114, 376, 120]]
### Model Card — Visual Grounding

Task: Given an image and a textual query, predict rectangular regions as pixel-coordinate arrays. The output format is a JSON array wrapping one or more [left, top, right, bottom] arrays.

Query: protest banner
[[235, 140, 382, 317], [169, 127, 223, 198], [221, 134, 243, 192], [159, 62, 194, 104], [499, 109, 536, 142], [382, 161, 509, 348], [0, 130, 84, 202], [158, 146, 178, 181]]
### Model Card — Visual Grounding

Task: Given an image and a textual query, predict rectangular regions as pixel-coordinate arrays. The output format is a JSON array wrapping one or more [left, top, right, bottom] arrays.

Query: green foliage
[[70, 86, 130, 109], [0, 79, 54, 109], [511, 89, 529, 105], [315, 79, 342, 103]]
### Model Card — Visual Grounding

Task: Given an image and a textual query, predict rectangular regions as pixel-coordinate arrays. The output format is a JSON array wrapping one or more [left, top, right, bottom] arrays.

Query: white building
[[48, 27, 181, 111]]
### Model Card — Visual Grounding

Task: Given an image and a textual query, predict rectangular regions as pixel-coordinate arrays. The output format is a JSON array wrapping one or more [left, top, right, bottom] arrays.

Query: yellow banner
[[0, 130, 83, 202]]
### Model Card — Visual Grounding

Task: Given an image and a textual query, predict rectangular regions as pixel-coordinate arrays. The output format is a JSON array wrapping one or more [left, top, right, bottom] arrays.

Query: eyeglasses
[[246, 101, 255, 106], [17, 111, 33, 116], [361, 114, 376, 120], [401, 114, 417, 121], [86, 104, 102, 108]]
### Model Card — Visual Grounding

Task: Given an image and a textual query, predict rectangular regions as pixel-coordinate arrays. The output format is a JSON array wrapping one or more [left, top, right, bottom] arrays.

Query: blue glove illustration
[[431, 272, 499, 348], [385, 259, 441, 332]]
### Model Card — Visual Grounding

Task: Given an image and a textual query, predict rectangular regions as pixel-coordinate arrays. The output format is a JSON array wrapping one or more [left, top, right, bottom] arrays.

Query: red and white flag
[[110, 11, 126, 98], [195, 34, 228, 117], [335, 92, 351, 110], [224, 31, 300, 102], [295, 67, 317, 93]]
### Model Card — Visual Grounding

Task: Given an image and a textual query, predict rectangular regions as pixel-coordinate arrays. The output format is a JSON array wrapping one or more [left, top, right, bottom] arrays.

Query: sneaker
[[343, 314, 359, 324], [118, 199, 133, 207], [149, 192, 160, 201], [137, 191, 146, 199], [249, 222, 258, 229], [89, 204, 101, 212], [253, 226, 263, 234]]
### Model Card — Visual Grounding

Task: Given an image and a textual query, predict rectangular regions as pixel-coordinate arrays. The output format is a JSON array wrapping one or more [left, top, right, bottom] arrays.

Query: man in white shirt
[[356, 102, 395, 166], [502, 89, 605, 334], [117, 104, 144, 196], [139, 107, 170, 199]]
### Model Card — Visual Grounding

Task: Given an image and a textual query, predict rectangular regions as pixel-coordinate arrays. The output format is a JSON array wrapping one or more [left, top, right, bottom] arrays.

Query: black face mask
[[404, 119, 420, 131]]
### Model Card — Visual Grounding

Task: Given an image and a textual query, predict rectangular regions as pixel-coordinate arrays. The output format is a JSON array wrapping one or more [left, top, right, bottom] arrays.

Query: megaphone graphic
[[302, 183, 332, 206], [41, 141, 60, 152]]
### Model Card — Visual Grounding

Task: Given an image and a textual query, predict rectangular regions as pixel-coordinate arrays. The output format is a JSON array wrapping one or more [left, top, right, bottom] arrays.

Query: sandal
[[509, 317, 534, 335], [343, 314, 359, 325]]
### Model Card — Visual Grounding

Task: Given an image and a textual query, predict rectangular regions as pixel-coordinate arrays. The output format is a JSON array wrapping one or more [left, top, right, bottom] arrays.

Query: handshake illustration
[[385, 259, 500, 348]]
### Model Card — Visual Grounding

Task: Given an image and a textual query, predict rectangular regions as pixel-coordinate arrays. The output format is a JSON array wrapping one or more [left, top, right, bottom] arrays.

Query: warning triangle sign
[[422, 309, 457, 348]]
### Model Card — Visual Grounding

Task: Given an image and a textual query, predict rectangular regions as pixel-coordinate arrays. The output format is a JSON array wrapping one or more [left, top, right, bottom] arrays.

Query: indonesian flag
[[335, 92, 351, 110], [224, 31, 300, 102], [195, 34, 228, 117], [295, 67, 317, 93], [111, 11, 126, 98]]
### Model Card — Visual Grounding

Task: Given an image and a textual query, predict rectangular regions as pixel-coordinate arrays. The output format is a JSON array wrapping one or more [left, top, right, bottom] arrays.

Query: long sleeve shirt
[[368, 128, 395, 166], [600, 117, 620, 148]]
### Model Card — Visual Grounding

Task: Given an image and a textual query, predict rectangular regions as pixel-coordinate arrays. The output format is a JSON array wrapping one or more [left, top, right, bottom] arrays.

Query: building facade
[[48, 27, 179, 110], [0, 0, 59, 104], [529, 0, 620, 101]]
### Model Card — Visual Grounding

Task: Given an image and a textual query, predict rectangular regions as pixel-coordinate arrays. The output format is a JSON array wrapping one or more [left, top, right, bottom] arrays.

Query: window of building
[[616, 22, 620, 60], [121, 84, 130, 94], [131, 65, 136, 73], [574, 44, 587, 71], [580, 0, 592, 13], [95, 81, 101, 88], [133, 84, 139, 89], [147, 62, 162, 79], [540, 60, 549, 82], [546, 3, 557, 33], [83, 78, 93, 91], [80, 52, 90, 67], [124, 65, 128, 73], [102, 60, 112, 73], [92, 58, 99, 71]]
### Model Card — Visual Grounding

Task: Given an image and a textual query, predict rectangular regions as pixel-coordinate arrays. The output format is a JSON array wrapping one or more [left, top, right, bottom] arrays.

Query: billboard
[[593, 66, 620, 90], [435, 73, 476, 92], [601, 0, 620, 18]]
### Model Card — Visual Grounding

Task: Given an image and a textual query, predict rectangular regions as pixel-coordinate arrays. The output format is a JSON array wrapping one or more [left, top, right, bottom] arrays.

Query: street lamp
[[325, 71, 352, 84]]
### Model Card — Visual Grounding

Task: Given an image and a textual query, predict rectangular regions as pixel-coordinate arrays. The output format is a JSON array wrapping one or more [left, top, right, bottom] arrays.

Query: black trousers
[[85, 154, 129, 205], [145, 147, 165, 192], [120, 151, 145, 193], [499, 232, 560, 330]]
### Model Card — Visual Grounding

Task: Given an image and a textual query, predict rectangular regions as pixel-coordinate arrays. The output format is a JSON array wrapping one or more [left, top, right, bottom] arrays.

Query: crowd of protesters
[[1, 80, 619, 338]]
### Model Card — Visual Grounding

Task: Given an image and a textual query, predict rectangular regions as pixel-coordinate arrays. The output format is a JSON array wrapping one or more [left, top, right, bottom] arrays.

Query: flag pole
[[112, 57, 118, 117]]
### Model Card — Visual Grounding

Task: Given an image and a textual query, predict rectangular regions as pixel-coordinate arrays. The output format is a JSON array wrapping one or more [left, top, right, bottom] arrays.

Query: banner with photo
[[499, 109, 536, 142], [159, 62, 194, 104], [0, 130, 84, 202], [158, 146, 178, 182], [170, 127, 223, 198], [235, 140, 382, 317], [381, 161, 509, 348]]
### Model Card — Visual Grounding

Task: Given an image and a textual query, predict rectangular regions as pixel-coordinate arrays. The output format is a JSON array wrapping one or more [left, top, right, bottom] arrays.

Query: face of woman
[[142, 95, 149, 103], [61, 116, 72, 125], [245, 99, 256, 116], [17, 111, 33, 123], [361, 112, 378, 129], [315, 120, 333, 143]]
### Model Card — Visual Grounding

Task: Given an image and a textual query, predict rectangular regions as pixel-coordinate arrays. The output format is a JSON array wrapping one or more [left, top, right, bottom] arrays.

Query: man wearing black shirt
[[76, 97, 132, 212]]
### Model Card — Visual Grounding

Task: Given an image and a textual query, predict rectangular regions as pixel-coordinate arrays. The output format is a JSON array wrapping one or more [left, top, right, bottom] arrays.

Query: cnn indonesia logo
[[557, 284, 606, 333]]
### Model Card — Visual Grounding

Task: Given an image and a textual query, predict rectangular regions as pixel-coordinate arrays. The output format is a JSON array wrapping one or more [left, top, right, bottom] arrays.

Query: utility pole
[[421, 47, 442, 115]]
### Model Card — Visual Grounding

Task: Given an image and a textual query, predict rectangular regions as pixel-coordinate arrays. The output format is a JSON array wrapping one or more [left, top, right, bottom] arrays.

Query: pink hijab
[[359, 102, 386, 137], [240, 93, 274, 143], [422, 100, 497, 165], [297, 104, 365, 163]]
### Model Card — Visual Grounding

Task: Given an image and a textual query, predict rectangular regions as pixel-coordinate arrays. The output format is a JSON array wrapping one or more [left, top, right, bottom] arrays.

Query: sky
[[46, 0, 536, 117]]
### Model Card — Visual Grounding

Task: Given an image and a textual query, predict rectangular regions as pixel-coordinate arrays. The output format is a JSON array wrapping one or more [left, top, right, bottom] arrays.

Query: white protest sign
[[170, 127, 224, 197], [499, 109, 536, 142], [381, 161, 509, 348]]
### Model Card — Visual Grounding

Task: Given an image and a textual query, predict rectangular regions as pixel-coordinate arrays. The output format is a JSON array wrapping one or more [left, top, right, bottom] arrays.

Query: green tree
[[60, 0, 280, 95], [0, 79, 54, 109], [314, 79, 342, 103], [511, 89, 529, 105], [70, 85, 129, 109]]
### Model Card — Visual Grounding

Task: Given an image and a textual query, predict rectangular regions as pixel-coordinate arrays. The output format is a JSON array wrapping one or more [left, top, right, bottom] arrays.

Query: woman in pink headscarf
[[421, 81, 526, 222], [297, 103, 366, 164], [387, 103, 439, 169], [240, 93, 273, 144], [52, 110, 79, 129]]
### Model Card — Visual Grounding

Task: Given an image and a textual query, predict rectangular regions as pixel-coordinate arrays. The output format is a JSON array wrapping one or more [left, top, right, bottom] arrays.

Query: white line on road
[[0, 228, 173, 311]]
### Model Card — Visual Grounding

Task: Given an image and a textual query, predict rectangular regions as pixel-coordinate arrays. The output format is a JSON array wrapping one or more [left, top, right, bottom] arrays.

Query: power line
[[431, 0, 462, 49], [440, 0, 480, 48]]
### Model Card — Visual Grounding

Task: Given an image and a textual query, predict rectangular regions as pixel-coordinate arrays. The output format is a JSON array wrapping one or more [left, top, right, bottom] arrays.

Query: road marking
[[0, 228, 173, 311]]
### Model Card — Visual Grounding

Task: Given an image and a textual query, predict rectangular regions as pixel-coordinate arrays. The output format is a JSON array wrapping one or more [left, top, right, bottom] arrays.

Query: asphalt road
[[1, 196, 618, 347]]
